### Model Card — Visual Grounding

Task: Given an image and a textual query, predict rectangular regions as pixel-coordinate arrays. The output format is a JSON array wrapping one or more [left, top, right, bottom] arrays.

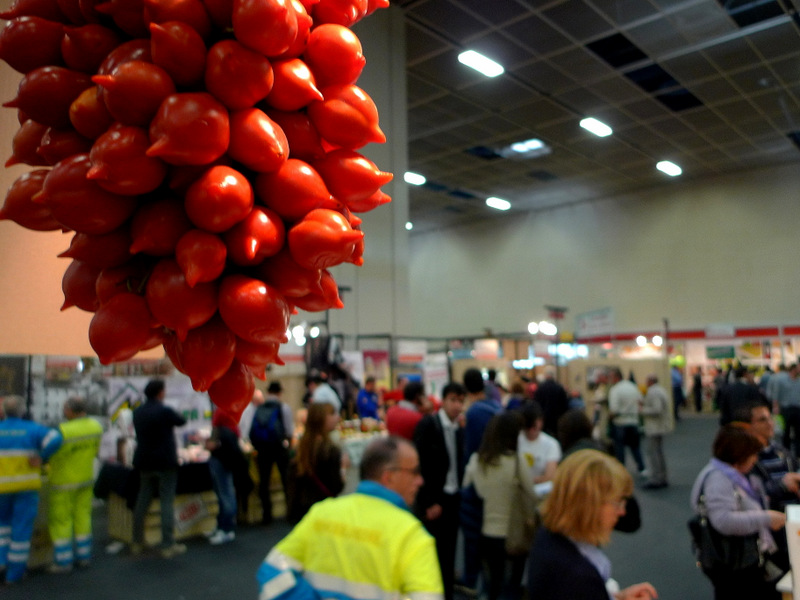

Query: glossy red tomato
[[4, 66, 93, 129], [208, 358, 254, 418], [147, 92, 230, 165], [129, 197, 193, 256], [175, 229, 227, 286], [0, 169, 62, 231], [313, 148, 392, 208], [0, 16, 64, 74], [263, 57, 322, 111], [143, 0, 212, 39], [222, 206, 285, 266], [59, 229, 134, 269], [265, 108, 324, 162], [95, 257, 153, 305], [201, 0, 233, 28], [234, 337, 284, 371], [97, 38, 152, 75], [228, 108, 288, 172], [88, 123, 168, 195], [184, 164, 253, 232], [38, 153, 138, 234], [272, 0, 311, 60], [291, 268, 344, 311], [254, 158, 337, 222], [204, 40, 274, 110], [61, 24, 122, 73], [0, 0, 67, 22], [93, 60, 176, 127], [69, 86, 114, 139], [218, 274, 291, 344], [57, 0, 87, 25], [303, 23, 364, 87], [173, 315, 236, 392], [6, 119, 49, 167], [312, 0, 366, 27], [61, 259, 101, 312], [307, 83, 384, 149], [145, 258, 218, 339], [256, 246, 321, 298], [38, 127, 93, 165], [150, 20, 207, 87], [232, 0, 297, 57], [287, 207, 363, 270], [89, 292, 156, 364]]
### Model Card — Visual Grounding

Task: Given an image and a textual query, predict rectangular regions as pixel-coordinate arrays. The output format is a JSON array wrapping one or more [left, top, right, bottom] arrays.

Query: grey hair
[[2, 395, 26, 418]]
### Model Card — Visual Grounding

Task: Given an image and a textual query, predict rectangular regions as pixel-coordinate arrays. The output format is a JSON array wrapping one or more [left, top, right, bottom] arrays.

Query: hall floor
[[6, 414, 719, 600]]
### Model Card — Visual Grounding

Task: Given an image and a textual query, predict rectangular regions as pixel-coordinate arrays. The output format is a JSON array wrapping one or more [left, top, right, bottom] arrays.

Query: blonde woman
[[527, 449, 657, 600]]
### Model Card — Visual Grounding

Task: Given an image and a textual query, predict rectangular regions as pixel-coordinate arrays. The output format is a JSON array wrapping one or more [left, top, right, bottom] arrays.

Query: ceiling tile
[[552, 88, 607, 114], [409, 0, 489, 41], [701, 38, 762, 72], [453, 0, 533, 25], [406, 21, 452, 65], [770, 56, 800, 86], [466, 32, 538, 67], [410, 51, 485, 89], [590, 75, 645, 103], [621, 97, 672, 121], [666, 2, 738, 44], [746, 21, 800, 61], [626, 18, 688, 57], [689, 76, 742, 106], [548, 46, 615, 83], [587, 0, 660, 26], [461, 77, 542, 110], [660, 54, 721, 83], [503, 15, 574, 55], [502, 97, 577, 127], [542, 0, 614, 42], [511, 59, 577, 93]]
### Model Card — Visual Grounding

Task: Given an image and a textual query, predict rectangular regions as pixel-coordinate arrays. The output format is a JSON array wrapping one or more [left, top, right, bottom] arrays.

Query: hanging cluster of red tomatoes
[[0, 0, 392, 419]]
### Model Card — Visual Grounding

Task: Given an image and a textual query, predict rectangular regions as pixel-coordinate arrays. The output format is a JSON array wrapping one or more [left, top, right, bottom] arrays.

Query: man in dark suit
[[413, 382, 466, 600]]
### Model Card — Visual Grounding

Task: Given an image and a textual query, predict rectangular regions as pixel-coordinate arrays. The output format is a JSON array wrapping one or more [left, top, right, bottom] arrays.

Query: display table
[[94, 463, 218, 545]]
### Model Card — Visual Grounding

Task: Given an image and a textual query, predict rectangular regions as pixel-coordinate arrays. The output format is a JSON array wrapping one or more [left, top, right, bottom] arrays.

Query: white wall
[[407, 162, 800, 339]]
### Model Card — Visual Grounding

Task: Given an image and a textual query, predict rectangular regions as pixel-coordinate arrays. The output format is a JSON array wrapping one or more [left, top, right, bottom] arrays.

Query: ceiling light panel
[[458, 50, 505, 77]]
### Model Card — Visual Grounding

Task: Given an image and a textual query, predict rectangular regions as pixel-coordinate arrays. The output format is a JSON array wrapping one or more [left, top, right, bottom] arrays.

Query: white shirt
[[312, 382, 341, 413], [608, 380, 642, 426], [517, 431, 561, 481], [438, 409, 459, 494]]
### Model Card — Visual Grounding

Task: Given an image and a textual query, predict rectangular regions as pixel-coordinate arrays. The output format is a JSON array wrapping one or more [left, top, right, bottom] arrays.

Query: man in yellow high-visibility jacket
[[0, 395, 62, 584], [47, 397, 103, 573], [258, 436, 444, 600]]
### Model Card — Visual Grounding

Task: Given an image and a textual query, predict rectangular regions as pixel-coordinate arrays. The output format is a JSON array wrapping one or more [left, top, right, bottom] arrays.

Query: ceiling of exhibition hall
[[394, 0, 800, 232]]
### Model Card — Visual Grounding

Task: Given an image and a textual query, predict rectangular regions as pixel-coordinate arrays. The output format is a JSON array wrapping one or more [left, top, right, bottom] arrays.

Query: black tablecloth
[[94, 462, 213, 509]]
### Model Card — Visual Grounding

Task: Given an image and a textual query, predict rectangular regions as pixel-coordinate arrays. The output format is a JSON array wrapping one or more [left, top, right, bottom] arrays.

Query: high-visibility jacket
[[259, 481, 443, 600], [48, 416, 103, 490], [0, 417, 62, 493]]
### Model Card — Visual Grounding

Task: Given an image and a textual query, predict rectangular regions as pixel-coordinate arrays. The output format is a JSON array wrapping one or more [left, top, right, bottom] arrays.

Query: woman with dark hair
[[463, 411, 537, 600], [286, 403, 347, 524], [690, 423, 786, 599]]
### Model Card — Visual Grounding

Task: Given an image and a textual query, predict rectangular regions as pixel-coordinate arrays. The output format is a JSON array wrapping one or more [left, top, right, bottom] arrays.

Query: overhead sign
[[576, 307, 614, 338]]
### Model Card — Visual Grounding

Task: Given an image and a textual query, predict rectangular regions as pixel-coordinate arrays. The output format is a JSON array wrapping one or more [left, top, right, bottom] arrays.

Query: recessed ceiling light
[[457, 50, 504, 78], [656, 160, 682, 176], [580, 117, 613, 137], [405, 221, 413, 230], [404, 171, 426, 185], [510, 138, 545, 153], [500, 137, 551, 159], [486, 197, 511, 211]]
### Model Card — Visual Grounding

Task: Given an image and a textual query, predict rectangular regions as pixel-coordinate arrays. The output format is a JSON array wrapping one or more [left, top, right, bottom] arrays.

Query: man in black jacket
[[413, 382, 466, 600], [131, 379, 187, 558]]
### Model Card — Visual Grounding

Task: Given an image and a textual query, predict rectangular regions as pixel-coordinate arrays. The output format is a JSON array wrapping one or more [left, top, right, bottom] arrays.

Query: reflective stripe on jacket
[[49, 417, 103, 489], [0, 418, 62, 493]]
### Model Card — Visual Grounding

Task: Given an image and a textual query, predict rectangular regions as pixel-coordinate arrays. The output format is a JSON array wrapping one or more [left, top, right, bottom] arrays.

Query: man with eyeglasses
[[257, 436, 443, 600]]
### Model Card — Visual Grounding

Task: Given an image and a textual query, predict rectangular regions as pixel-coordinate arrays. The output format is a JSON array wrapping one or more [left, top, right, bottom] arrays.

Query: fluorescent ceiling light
[[405, 221, 413, 230], [656, 160, 682, 176], [580, 117, 613, 137], [457, 50, 504, 78], [404, 171, 426, 185], [486, 197, 511, 211], [510, 138, 545, 153]]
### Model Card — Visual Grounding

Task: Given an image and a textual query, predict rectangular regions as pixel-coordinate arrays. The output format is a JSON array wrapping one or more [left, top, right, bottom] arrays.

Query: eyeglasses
[[390, 465, 421, 476]]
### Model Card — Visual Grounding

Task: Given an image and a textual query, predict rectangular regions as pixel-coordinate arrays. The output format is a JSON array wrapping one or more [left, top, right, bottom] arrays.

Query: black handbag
[[687, 470, 761, 573]]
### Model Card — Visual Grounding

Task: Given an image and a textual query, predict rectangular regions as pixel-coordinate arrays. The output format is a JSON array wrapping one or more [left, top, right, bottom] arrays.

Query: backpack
[[250, 400, 286, 446]]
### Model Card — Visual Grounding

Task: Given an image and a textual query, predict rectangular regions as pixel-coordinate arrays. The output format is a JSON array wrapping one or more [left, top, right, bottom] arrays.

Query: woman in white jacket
[[690, 423, 786, 600]]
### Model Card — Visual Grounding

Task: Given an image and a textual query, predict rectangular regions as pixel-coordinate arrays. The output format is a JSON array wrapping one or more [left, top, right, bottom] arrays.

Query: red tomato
[[93, 60, 176, 127], [145, 258, 218, 340], [69, 86, 114, 139], [366, 0, 388, 15], [173, 315, 236, 391], [175, 229, 227, 286], [287, 207, 363, 270], [89, 292, 156, 364], [307, 83, 384, 149], [222, 206, 285, 266], [0, 169, 62, 231], [0, 16, 64, 74], [235, 337, 284, 371], [272, 0, 311, 60], [227, 108, 288, 172], [57, 0, 86, 24], [312, 0, 366, 27], [59, 229, 134, 269], [303, 23, 364, 87], [201, 0, 233, 28], [95, 257, 153, 305], [143, 0, 212, 39], [263, 57, 322, 111], [265, 109, 324, 162], [97, 38, 152, 75], [61, 23, 122, 73], [232, 0, 297, 57], [208, 358, 254, 418], [6, 119, 49, 167], [291, 268, 343, 311], [38, 127, 93, 165], [129, 196, 193, 256], [167, 155, 232, 193], [87, 123, 168, 195], [149, 20, 207, 87], [38, 153, 138, 234], [313, 148, 393, 208], [184, 164, 253, 232], [254, 158, 337, 222], [147, 92, 230, 165], [256, 246, 321, 298], [204, 40, 273, 110], [218, 274, 291, 344], [0, 0, 68, 21], [4, 66, 93, 129], [61, 259, 101, 312]]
